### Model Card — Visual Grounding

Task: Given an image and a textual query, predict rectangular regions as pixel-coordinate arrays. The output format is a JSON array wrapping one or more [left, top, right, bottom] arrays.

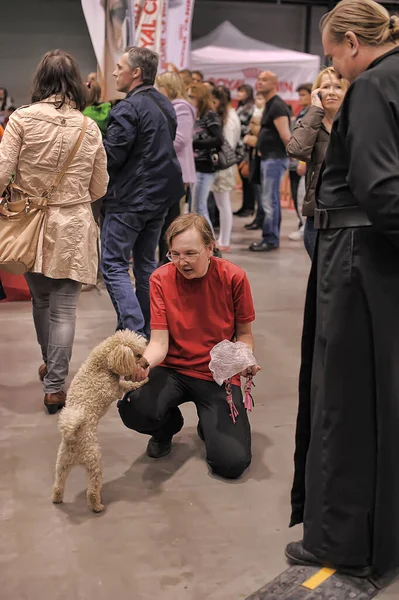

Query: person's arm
[[236, 322, 261, 378], [89, 129, 109, 201], [0, 113, 23, 194], [274, 115, 292, 148], [233, 272, 261, 377], [132, 274, 171, 382], [144, 330, 169, 368], [286, 105, 325, 162], [132, 330, 169, 383], [236, 321, 254, 350], [345, 78, 399, 247], [243, 133, 258, 148], [174, 104, 193, 154], [103, 102, 137, 175]]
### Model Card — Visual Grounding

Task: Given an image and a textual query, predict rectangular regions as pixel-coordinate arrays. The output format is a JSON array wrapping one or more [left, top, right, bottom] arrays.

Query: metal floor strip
[[246, 566, 382, 600]]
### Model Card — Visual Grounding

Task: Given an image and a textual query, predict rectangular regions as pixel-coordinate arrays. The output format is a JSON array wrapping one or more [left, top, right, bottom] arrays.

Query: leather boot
[[38, 363, 47, 381], [44, 391, 66, 415], [285, 541, 373, 578]]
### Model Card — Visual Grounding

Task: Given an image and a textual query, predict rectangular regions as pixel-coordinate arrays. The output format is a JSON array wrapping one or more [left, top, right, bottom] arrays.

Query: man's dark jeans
[[101, 209, 167, 338]]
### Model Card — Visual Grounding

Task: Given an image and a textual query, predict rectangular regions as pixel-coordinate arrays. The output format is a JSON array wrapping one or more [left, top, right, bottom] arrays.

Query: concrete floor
[[1, 208, 398, 599]]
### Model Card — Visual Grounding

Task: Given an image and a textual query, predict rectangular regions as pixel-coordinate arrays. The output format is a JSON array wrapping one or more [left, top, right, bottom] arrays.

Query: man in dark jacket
[[101, 47, 184, 337]]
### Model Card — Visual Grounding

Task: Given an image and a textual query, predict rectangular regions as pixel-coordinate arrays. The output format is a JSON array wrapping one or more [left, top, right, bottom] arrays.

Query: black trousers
[[289, 170, 304, 228], [239, 175, 255, 213], [118, 367, 252, 479]]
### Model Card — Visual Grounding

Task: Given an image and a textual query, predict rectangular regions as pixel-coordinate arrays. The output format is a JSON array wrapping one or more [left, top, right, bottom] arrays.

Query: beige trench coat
[[0, 98, 109, 284]]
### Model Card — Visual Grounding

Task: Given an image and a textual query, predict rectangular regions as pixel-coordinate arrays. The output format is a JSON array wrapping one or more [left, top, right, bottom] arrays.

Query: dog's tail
[[58, 406, 85, 443]]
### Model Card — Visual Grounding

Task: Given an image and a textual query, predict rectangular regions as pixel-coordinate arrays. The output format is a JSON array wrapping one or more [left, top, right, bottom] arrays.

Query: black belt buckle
[[314, 208, 328, 230]]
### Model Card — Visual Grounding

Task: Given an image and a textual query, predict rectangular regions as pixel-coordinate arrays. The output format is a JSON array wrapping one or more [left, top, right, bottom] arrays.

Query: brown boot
[[38, 364, 47, 381], [44, 391, 66, 415]]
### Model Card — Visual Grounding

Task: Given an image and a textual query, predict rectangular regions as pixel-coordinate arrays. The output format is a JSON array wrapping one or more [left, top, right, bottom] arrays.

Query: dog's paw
[[52, 487, 64, 504], [89, 503, 105, 513]]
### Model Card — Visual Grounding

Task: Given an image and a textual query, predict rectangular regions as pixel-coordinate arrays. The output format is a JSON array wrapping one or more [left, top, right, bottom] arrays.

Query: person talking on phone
[[286, 68, 349, 258]]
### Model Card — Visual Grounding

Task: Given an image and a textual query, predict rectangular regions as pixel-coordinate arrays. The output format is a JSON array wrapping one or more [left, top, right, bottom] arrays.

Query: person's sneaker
[[288, 226, 304, 241], [146, 436, 173, 459]]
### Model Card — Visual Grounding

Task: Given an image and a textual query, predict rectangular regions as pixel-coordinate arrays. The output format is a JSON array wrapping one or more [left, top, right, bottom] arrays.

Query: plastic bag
[[209, 340, 256, 385]]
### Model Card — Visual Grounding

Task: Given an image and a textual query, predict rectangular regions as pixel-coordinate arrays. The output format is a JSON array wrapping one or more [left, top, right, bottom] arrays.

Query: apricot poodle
[[52, 330, 148, 512]]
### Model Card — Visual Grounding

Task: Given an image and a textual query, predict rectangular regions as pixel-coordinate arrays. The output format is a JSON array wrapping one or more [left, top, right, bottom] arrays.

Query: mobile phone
[[318, 92, 323, 101]]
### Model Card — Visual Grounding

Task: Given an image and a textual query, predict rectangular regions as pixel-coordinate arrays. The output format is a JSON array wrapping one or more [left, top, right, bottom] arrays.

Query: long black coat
[[290, 47, 399, 575]]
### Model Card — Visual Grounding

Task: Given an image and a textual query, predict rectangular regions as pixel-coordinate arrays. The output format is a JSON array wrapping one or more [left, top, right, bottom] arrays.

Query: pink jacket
[[172, 99, 196, 185]]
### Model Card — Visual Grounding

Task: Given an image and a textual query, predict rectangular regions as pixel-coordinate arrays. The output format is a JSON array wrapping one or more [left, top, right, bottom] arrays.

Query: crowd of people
[[2, 0, 399, 581]]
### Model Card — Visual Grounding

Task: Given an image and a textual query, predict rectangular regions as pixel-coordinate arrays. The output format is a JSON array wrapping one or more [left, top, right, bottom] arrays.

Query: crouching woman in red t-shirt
[[118, 213, 260, 479]]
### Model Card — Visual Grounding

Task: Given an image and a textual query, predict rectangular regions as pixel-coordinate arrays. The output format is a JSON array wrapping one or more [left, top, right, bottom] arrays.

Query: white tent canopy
[[190, 21, 320, 101]]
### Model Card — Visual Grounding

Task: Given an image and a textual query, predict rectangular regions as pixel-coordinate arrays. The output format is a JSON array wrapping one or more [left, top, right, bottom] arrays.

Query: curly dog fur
[[52, 330, 148, 513]]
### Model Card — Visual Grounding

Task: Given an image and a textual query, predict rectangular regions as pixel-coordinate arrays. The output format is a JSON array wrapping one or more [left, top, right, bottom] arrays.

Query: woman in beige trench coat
[[0, 50, 109, 413]]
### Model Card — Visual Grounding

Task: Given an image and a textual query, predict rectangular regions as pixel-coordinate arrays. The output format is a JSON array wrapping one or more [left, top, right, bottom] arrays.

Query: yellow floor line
[[302, 568, 337, 590]]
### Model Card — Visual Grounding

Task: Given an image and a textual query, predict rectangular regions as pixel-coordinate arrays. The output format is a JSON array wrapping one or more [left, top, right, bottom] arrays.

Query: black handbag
[[211, 139, 238, 171]]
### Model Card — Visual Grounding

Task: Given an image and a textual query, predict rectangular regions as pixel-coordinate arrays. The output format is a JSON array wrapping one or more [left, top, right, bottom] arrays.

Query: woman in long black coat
[[286, 0, 399, 577]]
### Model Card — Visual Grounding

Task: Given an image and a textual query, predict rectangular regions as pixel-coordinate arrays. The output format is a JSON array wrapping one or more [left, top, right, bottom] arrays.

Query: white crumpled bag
[[209, 340, 257, 423], [209, 340, 256, 385]]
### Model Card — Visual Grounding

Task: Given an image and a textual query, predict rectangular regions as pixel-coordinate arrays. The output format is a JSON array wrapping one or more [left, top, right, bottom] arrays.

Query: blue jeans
[[253, 183, 264, 226], [304, 217, 317, 260], [261, 158, 289, 247], [25, 273, 82, 393], [192, 171, 216, 233], [101, 209, 167, 338]]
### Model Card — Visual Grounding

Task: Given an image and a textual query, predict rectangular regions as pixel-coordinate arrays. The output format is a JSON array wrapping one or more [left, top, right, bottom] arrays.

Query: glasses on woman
[[166, 247, 205, 263]]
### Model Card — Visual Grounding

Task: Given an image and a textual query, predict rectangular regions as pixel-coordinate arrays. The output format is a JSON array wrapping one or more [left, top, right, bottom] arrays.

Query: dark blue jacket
[[103, 84, 185, 213]]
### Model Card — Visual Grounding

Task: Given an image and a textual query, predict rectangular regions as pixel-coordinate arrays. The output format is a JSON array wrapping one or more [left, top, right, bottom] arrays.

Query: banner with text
[[165, 0, 195, 70], [135, 0, 167, 68]]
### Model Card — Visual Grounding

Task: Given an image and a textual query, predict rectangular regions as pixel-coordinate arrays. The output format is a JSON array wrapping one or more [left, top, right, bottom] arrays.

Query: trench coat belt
[[314, 206, 373, 230]]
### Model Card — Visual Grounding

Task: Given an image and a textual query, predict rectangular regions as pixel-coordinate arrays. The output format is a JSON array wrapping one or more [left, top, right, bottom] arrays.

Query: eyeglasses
[[166, 247, 205, 263]]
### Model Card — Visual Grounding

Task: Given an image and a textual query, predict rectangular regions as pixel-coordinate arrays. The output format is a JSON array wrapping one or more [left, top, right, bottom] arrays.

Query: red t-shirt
[[150, 257, 255, 384]]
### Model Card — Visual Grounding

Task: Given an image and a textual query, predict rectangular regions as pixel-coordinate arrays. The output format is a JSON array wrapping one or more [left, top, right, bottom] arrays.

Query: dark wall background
[[0, 0, 327, 106], [0, 0, 96, 106]]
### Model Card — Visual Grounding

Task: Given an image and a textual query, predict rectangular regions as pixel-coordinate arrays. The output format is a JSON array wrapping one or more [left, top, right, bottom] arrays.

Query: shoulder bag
[[0, 116, 88, 275], [211, 138, 238, 171]]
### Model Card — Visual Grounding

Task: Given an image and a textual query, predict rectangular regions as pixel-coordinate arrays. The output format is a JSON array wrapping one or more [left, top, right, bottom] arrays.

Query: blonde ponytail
[[321, 0, 399, 47]]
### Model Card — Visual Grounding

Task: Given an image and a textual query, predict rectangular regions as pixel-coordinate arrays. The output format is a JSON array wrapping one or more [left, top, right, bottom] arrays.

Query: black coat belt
[[314, 206, 372, 230]]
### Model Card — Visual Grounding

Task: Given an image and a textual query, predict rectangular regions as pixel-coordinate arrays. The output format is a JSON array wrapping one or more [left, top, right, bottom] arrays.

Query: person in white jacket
[[211, 87, 241, 251]]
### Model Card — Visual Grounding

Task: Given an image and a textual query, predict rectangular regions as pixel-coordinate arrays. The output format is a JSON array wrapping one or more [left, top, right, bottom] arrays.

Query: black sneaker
[[146, 436, 172, 459]]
